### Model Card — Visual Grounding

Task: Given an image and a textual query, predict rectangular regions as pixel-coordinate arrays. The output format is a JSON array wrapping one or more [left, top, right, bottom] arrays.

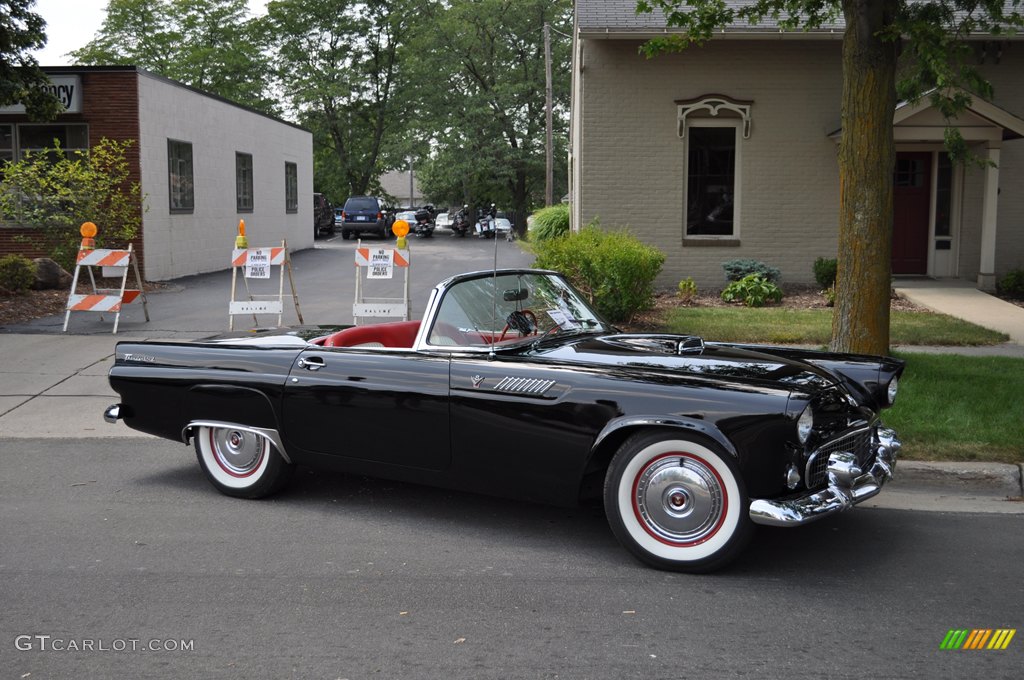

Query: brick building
[[570, 1, 1024, 290], [1, 66, 313, 281]]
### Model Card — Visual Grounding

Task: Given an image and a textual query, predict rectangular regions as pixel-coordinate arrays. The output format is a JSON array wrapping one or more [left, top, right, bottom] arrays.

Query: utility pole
[[544, 22, 553, 207]]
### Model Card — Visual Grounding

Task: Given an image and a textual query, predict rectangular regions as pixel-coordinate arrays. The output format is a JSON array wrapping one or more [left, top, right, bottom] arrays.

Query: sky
[[29, 0, 270, 66]]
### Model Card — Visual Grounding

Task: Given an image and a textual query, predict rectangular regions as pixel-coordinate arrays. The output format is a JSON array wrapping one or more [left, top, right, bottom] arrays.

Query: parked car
[[313, 193, 334, 237], [334, 207, 344, 228], [395, 210, 418, 225], [339, 196, 394, 240], [104, 268, 904, 573], [434, 211, 452, 231]]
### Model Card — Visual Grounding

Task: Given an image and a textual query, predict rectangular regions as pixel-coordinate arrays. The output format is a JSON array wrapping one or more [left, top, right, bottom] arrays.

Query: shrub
[[722, 258, 781, 283], [998, 268, 1024, 297], [0, 137, 143, 271], [813, 257, 838, 288], [529, 204, 570, 242], [532, 225, 665, 323], [677, 277, 697, 303], [721, 274, 783, 307], [0, 254, 36, 294], [822, 285, 836, 307]]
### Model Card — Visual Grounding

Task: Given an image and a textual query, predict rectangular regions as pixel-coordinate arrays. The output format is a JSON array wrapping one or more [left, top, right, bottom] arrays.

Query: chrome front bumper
[[748, 426, 901, 527]]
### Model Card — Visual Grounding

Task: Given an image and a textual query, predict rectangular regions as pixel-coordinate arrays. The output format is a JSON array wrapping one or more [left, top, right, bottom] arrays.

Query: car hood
[[529, 333, 839, 392]]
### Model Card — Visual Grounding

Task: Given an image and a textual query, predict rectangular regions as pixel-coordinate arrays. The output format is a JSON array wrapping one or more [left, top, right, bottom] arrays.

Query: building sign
[[0, 75, 82, 114]]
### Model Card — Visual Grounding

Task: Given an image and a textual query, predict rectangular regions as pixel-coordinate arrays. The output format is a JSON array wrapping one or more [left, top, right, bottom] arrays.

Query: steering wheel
[[499, 309, 538, 341]]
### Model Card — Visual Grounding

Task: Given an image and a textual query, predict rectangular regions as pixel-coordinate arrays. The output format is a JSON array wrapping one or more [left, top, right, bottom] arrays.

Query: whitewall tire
[[604, 431, 752, 572], [194, 425, 293, 499]]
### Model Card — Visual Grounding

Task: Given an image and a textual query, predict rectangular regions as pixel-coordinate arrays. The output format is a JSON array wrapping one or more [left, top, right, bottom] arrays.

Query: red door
[[892, 152, 931, 275]]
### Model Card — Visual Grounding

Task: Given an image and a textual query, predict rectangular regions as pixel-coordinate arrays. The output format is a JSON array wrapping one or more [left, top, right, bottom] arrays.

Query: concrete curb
[[891, 461, 1024, 498]]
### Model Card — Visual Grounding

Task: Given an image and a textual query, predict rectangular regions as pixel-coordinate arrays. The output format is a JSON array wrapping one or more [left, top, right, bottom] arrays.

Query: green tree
[[256, 0, 420, 201], [0, 138, 144, 270], [410, 0, 572, 228], [70, 0, 274, 111], [638, 0, 1024, 355], [0, 0, 62, 120]]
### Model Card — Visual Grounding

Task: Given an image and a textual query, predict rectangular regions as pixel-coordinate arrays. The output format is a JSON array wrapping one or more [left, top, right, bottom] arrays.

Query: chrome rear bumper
[[748, 426, 900, 527]]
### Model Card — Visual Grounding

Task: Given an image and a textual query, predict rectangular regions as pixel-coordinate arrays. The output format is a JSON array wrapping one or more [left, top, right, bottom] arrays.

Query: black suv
[[340, 196, 394, 240], [313, 193, 334, 237]]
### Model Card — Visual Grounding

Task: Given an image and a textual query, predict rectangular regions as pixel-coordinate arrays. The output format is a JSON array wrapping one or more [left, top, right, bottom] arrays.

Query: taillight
[[377, 212, 383, 219], [341, 211, 346, 219]]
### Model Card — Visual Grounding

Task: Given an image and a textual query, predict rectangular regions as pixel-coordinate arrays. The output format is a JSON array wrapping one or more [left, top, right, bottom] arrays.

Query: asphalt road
[[2, 437, 1022, 679]]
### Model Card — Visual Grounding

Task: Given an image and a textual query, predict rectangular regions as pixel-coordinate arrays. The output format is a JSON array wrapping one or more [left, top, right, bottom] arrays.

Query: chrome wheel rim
[[210, 428, 265, 478], [632, 453, 727, 546]]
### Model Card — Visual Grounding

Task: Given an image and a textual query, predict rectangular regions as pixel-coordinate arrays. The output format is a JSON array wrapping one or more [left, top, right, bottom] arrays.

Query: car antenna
[[489, 203, 498, 359]]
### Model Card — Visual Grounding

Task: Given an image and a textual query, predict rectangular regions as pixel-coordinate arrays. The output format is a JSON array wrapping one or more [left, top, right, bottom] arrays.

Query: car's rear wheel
[[194, 425, 293, 499], [341, 229, 351, 240], [604, 430, 752, 572]]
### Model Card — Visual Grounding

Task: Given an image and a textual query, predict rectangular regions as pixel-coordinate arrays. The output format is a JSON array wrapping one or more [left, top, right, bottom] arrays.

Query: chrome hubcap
[[635, 455, 725, 544], [211, 428, 264, 476]]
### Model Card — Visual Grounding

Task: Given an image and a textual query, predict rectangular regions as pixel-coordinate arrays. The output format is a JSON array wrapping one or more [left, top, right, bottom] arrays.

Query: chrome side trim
[[749, 425, 901, 527], [181, 420, 292, 464], [103, 404, 122, 424]]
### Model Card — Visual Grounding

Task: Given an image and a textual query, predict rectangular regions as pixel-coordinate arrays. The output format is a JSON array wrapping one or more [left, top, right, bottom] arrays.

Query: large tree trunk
[[831, 0, 899, 355]]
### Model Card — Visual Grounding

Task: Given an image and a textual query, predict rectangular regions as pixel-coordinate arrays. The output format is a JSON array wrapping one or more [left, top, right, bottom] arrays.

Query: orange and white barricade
[[228, 240, 304, 330], [63, 243, 149, 334], [353, 241, 410, 324]]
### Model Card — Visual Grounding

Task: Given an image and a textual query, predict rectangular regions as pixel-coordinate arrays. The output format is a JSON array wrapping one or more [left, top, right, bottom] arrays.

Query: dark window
[[935, 153, 952, 237], [285, 162, 297, 213], [894, 158, 927, 187], [16, 123, 88, 162], [236, 152, 253, 213], [0, 125, 13, 163], [168, 139, 194, 213], [686, 126, 736, 236], [344, 197, 380, 212]]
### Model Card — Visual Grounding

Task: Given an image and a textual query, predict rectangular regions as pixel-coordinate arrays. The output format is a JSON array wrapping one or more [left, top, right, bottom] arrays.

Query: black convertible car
[[105, 269, 903, 572]]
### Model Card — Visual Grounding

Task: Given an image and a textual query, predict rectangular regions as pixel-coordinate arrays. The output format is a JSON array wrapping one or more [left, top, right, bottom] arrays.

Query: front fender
[[592, 415, 739, 459]]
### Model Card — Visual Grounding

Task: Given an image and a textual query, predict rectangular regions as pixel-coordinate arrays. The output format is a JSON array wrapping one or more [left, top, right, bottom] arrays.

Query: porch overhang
[[828, 89, 1024, 291]]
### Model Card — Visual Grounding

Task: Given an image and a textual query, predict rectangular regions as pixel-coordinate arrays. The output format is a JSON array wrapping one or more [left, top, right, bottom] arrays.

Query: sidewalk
[[894, 278, 1024, 345]]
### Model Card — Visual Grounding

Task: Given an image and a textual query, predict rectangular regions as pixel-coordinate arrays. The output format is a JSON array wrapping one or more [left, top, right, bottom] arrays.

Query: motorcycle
[[451, 205, 470, 238], [475, 204, 497, 239], [412, 206, 435, 238]]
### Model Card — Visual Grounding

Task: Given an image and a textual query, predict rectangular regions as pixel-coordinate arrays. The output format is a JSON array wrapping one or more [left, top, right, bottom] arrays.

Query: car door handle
[[297, 356, 325, 371]]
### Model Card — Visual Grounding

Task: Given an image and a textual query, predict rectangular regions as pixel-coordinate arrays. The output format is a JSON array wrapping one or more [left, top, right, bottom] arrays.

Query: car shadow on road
[[134, 459, 909, 576]]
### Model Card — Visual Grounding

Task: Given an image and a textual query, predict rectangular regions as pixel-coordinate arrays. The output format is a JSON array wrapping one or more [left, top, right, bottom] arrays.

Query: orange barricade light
[[235, 219, 248, 249], [80, 221, 97, 250], [393, 219, 410, 249]]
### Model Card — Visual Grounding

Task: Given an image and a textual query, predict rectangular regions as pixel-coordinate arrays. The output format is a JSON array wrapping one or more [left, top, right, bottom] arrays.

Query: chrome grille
[[805, 428, 875, 489]]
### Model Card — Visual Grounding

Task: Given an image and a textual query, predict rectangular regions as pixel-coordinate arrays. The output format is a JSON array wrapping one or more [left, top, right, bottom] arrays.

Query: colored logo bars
[[940, 629, 1016, 650]]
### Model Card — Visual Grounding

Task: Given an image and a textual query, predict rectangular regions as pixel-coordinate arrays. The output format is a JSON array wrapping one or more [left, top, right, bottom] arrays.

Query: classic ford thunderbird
[[105, 269, 903, 572]]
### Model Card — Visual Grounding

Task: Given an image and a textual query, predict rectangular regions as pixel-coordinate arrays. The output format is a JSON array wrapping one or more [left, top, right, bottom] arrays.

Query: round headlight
[[797, 406, 814, 444], [886, 376, 899, 405]]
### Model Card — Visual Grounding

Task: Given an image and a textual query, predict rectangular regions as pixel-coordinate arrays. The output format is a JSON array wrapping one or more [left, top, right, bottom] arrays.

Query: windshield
[[427, 272, 608, 348]]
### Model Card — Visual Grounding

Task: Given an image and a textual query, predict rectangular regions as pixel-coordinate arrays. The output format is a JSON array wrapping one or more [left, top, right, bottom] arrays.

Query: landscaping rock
[[32, 258, 72, 291]]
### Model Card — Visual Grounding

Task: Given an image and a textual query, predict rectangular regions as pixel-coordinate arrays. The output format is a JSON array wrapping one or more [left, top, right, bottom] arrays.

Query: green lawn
[[650, 307, 1020, 462], [885, 353, 1024, 463], [660, 307, 1008, 346]]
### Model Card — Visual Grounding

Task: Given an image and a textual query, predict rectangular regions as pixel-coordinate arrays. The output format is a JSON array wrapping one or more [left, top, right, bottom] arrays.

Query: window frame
[[284, 161, 298, 214], [235, 151, 254, 213], [167, 139, 195, 214], [682, 119, 742, 242]]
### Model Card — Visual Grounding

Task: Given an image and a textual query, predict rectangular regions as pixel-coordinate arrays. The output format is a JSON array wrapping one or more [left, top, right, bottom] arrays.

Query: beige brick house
[[570, 1, 1024, 290]]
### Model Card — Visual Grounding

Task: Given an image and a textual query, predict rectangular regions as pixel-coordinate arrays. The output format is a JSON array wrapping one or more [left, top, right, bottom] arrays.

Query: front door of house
[[892, 152, 931, 275]]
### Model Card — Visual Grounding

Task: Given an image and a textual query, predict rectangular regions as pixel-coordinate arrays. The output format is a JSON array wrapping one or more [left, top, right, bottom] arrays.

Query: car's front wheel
[[194, 425, 293, 499], [604, 431, 752, 572]]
